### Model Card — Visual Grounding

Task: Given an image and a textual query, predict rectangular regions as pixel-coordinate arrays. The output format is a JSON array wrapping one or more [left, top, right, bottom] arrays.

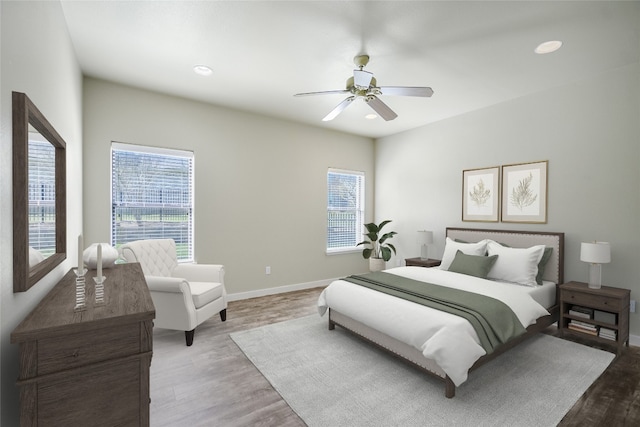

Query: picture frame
[[462, 166, 500, 222], [501, 160, 548, 223]]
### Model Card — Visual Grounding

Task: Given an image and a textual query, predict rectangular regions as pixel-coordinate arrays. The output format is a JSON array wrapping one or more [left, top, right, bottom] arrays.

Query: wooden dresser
[[11, 263, 155, 426]]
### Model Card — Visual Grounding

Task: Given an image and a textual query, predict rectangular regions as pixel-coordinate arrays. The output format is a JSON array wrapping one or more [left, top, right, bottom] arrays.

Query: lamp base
[[420, 245, 429, 261], [587, 263, 602, 289]]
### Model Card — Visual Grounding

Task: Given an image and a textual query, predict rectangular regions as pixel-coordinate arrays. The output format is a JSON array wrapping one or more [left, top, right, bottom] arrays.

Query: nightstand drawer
[[562, 290, 625, 312]]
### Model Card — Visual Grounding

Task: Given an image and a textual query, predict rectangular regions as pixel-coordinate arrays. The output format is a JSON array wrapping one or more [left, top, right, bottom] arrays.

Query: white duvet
[[317, 266, 550, 386]]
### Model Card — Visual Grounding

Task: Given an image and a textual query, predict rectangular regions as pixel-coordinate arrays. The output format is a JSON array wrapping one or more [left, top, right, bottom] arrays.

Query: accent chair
[[120, 238, 227, 346]]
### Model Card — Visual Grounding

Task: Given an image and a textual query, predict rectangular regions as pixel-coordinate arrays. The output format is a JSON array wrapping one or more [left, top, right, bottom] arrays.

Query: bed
[[318, 227, 564, 398]]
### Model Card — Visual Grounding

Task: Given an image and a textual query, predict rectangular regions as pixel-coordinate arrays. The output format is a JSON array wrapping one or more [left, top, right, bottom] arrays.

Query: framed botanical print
[[501, 160, 548, 223], [462, 166, 500, 222]]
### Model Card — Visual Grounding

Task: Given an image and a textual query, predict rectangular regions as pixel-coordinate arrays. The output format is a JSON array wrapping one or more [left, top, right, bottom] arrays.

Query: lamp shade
[[580, 242, 611, 264], [417, 230, 434, 245]]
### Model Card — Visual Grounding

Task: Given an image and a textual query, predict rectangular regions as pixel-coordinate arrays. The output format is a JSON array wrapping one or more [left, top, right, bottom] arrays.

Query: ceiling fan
[[294, 55, 433, 122]]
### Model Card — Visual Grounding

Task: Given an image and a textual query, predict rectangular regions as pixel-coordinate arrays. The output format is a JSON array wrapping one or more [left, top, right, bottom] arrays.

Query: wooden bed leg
[[445, 376, 455, 398]]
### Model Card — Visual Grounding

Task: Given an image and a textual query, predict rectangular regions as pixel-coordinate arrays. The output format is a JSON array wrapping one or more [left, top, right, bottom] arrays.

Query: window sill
[[326, 248, 362, 256]]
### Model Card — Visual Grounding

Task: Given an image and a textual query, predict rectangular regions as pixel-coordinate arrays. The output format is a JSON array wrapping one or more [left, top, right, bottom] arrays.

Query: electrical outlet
[[265, 266, 271, 275], [630, 299, 636, 313]]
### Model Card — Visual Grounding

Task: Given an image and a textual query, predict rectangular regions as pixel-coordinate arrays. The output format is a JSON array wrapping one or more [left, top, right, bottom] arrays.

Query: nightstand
[[405, 257, 441, 268], [559, 281, 630, 355]]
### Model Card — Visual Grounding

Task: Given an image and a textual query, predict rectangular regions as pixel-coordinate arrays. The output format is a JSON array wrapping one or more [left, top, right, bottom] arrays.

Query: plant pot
[[369, 258, 386, 272]]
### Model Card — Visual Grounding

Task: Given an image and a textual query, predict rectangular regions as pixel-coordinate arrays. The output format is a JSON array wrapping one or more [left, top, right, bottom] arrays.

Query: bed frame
[[328, 227, 565, 398]]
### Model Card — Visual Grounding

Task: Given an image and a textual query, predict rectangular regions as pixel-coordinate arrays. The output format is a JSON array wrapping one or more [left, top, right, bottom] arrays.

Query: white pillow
[[486, 240, 545, 287], [439, 237, 488, 270]]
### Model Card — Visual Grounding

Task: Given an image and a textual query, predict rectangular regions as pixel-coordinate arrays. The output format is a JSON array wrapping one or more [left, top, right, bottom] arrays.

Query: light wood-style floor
[[150, 287, 640, 426]]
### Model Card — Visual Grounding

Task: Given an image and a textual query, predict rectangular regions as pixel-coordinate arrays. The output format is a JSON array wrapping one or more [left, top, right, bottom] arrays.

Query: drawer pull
[[72, 350, 79, 358]]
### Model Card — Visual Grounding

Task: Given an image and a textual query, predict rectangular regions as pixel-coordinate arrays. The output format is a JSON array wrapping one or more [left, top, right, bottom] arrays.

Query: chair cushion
[[189, 282, 224, 309]]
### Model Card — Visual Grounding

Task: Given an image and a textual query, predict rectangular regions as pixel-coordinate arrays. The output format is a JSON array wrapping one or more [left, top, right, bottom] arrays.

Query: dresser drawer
[[562, 289, 624, 312], [37, 323, 141, 376], [37, 357, 144, 426]]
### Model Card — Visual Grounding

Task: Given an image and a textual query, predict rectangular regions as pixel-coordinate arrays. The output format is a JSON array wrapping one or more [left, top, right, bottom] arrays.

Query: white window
[[28, 136, 56, 257], [111, 142, 194, 261], [327, 168, 365, 253]]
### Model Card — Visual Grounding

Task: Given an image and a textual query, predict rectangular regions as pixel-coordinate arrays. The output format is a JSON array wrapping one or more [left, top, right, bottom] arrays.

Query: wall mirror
[[13, 91, 67, 292]]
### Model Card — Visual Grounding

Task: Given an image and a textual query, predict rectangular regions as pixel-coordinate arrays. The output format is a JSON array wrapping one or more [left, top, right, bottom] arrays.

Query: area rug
[[230, 315, 615, 427]]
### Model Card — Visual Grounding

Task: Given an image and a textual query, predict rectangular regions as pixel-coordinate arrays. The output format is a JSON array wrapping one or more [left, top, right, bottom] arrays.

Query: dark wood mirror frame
[[13, 91, 67, 292]]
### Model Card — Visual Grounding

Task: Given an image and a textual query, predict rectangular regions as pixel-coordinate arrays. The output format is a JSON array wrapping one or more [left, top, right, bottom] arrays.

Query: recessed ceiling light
[[365, 114, 377, 120], [193, 65, 213, 76], [534, 40, 563, 54]]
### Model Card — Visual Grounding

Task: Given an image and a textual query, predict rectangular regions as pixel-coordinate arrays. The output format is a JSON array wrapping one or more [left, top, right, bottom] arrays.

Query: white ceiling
[[60, 1, 640, 139]]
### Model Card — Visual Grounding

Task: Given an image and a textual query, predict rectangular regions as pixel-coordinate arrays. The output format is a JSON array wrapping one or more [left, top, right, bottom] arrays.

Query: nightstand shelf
[[559, 281, 630, 355], [405, 258, 441, 268]]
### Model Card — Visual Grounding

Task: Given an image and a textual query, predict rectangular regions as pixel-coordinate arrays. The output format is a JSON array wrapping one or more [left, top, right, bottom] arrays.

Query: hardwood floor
[[550, 331, 640, 426], [150, 287, 640, 426]]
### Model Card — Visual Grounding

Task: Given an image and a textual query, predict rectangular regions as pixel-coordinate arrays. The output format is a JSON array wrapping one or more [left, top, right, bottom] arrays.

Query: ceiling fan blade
[[353, 69, 373, 87], [322, 96, 355, 121], [294, 89, 350, 97], [377, 86, 434, 97], [365, 96, 398, 121]]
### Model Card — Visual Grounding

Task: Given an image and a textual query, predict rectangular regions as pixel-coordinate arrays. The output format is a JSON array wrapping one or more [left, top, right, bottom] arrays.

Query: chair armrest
[[144, 275, 197, 330], [172, 264, 225, 284], [144, 275, 191, 294]]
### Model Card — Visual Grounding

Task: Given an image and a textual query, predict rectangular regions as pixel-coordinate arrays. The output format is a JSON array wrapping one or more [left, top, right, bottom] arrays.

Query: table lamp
[[417, 230, 433, 260], [580, 241, 611, 289]]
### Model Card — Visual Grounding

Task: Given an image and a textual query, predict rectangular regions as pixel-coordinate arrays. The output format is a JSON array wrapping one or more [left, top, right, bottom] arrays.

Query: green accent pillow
[[536, 247, 554, 285], [453, 239, 553, 284], [448, 250, 499, 279]]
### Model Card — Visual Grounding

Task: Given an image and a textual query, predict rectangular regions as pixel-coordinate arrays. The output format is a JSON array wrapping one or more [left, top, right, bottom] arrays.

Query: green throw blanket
[[343, 272, 526, 354]]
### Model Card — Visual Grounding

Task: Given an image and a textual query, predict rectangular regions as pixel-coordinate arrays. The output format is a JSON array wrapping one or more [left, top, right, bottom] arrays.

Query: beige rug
[[231, 315, 614, 427]]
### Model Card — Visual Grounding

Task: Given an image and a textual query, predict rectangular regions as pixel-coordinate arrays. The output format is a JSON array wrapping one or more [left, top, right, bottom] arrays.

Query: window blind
[[327, 168, 365, 252], [111, 143, 194, 261], [28, 139, 56, 257]]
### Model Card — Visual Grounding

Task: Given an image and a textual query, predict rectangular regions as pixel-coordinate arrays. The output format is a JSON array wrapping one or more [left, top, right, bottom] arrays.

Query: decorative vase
[[369, 258, 386, 272], [83, 243, 119, 269]]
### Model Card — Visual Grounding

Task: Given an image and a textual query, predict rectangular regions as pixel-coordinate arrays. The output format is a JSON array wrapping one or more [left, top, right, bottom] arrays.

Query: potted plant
[[357, 220, 397, 271]]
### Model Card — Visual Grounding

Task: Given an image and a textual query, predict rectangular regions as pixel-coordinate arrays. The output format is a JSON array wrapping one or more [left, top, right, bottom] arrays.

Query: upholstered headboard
[[446, 228, 564, 284]]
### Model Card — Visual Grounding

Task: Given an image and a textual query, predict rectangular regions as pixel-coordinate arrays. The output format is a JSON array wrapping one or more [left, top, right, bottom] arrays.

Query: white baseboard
[[227, 278, 336, 302], [629, 334, 640, 347]]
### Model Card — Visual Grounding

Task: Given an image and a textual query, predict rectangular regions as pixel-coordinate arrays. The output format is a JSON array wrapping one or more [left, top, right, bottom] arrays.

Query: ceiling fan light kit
[[193, 65, 213, 76], [534, 40, 563, 54], [295, 54, 433, 122]]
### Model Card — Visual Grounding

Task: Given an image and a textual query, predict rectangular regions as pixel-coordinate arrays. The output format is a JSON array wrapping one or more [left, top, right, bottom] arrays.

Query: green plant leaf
[[363, 232, 376, 242], [381, 246, 391, 261], [364, 223, 379, 233], [387, 243, 397, 254], [362, 248, 373, 259], [379, 231, 397, 244], [377, 219, 392, 230]]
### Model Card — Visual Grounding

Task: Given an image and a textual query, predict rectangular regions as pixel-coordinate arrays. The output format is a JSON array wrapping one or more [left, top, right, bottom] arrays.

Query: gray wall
[[375, 63, 640, 337], [82, 78, 375, 297], [0, 1, 84, 424]]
